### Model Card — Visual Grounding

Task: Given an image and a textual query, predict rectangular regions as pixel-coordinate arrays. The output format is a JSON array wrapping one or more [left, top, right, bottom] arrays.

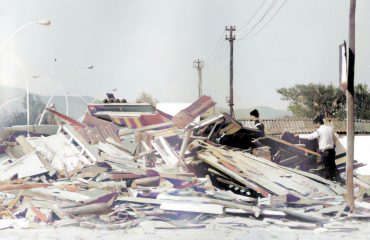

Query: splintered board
[[196, 141, 343, 198]]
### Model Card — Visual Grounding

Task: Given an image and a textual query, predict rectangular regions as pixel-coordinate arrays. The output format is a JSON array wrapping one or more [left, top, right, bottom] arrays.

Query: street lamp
[[0, 97, 22, 111], [38, 65, 94, 124], [0, 50, 30, 124], [63, 65, 94, 114], [0, 97, 23, 127], [32, 75, 69, 124], [0, 19, 51, 126], [62, 65, 93, 116], [65, 65, 94, 84], [34, 91, 89, 125], [37, 19, 51, 26], [33, 75, 90, 124], [0, 19, 51, 50], [67, 91, 89, 105]]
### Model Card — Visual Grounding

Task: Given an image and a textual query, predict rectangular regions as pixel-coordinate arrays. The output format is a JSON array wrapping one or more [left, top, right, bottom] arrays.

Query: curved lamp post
[[0, 97, 22, 111], [37, 65, 93, 125], [0, 19, 51, 126], [0, 51, 31, 125], [34, 92, 89, 125], [67, 91, 89, 105], [63, 65, 93, 115], [0, 19, 51, 50], [32, 75, 69, 125]]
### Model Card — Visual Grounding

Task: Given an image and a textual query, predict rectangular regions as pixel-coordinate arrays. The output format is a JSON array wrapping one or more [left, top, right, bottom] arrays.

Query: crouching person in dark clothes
[[250, 109, 265, 138], [298, 115, 342, 182]]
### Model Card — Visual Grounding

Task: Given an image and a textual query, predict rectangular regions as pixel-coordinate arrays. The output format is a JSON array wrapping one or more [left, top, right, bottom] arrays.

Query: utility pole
[[346, 0, 356, 212], [193, 59, 204, 98], [226, 26, 236, 118]]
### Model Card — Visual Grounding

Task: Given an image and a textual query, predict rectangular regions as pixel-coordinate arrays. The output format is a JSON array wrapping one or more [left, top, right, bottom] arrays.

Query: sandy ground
[[0, 217, 369, 240]]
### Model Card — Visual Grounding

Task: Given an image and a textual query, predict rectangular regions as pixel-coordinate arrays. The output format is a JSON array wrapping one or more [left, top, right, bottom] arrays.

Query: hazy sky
[[0, 0, 369, 110]]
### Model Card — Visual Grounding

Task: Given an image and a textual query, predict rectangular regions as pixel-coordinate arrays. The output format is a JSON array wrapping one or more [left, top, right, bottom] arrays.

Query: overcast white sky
[[0, 0, 369, 110]]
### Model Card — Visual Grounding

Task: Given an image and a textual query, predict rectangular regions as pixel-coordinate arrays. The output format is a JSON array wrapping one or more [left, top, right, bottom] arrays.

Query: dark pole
[[226, 26, 236, 118], [346, 0, 356, 212]]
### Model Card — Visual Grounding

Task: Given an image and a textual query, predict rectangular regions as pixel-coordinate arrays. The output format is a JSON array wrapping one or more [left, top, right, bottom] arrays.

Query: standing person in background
[[250, 109, 265, 137], [298, 115, 343, 183]]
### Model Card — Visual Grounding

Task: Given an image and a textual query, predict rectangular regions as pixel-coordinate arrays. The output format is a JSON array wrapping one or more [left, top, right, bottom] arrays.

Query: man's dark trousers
[[320, 148, 339, 181]]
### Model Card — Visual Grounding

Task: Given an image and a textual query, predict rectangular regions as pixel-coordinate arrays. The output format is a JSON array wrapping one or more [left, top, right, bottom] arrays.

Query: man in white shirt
[[298, 115, 342, 182]]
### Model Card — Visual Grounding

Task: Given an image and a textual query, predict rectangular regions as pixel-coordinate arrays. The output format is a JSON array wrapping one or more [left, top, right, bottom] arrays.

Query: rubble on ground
[[0, 96, 369, 232]]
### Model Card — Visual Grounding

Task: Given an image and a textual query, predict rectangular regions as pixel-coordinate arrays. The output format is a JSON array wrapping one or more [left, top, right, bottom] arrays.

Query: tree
[[277, 83, 370, 120], [354, 84, 370, 119], [0, 109, 12, 127], [136, 92, 158, 106], [7, 94, 47, 126]]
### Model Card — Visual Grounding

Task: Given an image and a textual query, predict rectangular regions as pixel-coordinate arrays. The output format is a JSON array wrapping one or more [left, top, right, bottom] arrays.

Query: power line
[[205, 40, 226, 69], [238, 0, 279, 40], [239, 0, 288, 41], [204, 0, 287, 72], [204, 31, 226, 66], [238, 0, 269, 33], [215, 45, 228, 66], [205, 43, 227, 70], [238, 0, 280, 40], [202, 0, 287, 70], [204, 1, 271, 70]]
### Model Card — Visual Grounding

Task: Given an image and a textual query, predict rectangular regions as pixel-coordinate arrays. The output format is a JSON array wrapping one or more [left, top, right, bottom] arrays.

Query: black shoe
[[335, 177, 345, 185]]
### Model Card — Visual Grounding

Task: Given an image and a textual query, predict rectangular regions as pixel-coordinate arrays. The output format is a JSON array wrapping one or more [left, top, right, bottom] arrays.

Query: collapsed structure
[[0, 95, 369, 231]]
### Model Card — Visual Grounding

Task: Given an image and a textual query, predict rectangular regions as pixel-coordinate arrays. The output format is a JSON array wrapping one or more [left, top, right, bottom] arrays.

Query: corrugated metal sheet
[[139, 114, 169, 126], [110, 114, 169, 129], [238, 118, 370, 135], [111, 116, 143, 128], [173, 96, 216, 128]]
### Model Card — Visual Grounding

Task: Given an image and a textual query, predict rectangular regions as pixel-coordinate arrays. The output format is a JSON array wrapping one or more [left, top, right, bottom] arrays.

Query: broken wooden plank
[[197, 140, 341, 198], [160, 202, 223, 215], [28, 133, 91, 173], [118, 122, 174, 137], [282, 209, 326, 223], [15, 136, 35, 155], [0, 152, 48, 181], [172, 96, 216, 128], [65, 202, 112, 215], [151, 136, 180, 167], [197, 151, 270, 197], [260, 136, 321, 157], [1, 125, 59, 139], [61, 125, 100, 163], [106, 137, 133, 155], [0, 182, 50, 191], [47, 108, 86, 128], [30, 187, 91, 202]]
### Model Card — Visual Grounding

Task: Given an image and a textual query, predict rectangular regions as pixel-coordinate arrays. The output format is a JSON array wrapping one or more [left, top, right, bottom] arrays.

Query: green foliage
[[277, 83, 370, 120], [7, 94, 46, 126], [8, 111, 27, 126], [354, 84, 370, 119]]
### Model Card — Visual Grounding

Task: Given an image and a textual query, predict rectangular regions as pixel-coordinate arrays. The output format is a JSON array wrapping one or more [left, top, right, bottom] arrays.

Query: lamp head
[[37, 19, 51, 26]]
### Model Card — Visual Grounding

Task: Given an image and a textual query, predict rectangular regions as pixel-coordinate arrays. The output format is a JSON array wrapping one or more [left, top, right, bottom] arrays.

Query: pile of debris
[[0, 96, 369, 231]]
